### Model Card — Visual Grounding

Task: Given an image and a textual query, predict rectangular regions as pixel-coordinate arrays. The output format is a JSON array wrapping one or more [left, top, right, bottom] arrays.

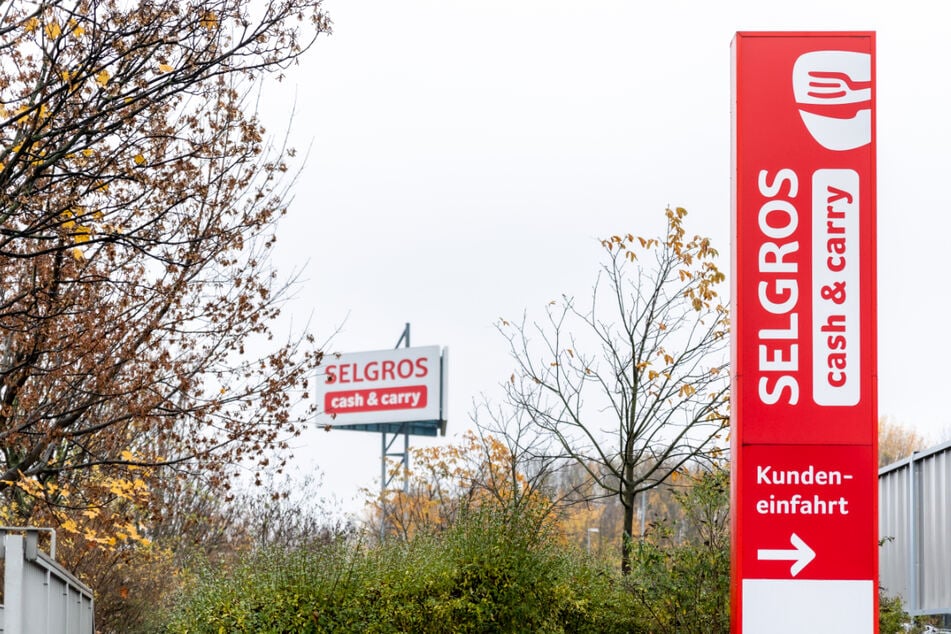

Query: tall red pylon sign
[[731, 32, 878, 633]]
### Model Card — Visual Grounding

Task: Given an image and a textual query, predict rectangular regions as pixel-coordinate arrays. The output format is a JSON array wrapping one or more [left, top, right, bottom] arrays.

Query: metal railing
[[0, 527, 94, 633]]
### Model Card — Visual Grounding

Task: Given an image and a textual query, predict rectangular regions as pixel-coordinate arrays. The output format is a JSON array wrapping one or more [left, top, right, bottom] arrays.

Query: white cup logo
[[792, 51, 872, 151]]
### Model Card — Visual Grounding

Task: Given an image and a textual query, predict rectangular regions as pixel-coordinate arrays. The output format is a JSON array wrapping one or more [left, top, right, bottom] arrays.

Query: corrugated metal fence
[[0, 528, 94, 633], [880, 440, 951, 616]]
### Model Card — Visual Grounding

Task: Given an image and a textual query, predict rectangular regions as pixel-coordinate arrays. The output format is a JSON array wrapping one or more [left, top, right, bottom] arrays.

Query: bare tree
[[498, 207, 729, 573]]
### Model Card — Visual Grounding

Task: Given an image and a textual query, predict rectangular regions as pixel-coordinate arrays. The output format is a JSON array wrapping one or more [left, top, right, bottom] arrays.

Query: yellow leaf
[[45, 21, 61, 38], [95, 69, 110, 87], [25, 17, 39, 32], [158, 62, 173, 73], [82, 148, 94, 157], [71, 247, 84, 262], [133, 153, 146, 165], [200, 11, 218, 29], [73, 226, 91, 243], [68, 19, 84, 38]]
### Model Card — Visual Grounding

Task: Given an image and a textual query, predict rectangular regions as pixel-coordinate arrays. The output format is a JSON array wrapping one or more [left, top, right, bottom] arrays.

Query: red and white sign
[[731, 32, 877, 633], [315, 346, 445, 426]]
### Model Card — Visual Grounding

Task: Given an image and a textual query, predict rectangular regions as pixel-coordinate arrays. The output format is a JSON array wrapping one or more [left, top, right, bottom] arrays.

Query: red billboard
[[731, 32, 877, 633]]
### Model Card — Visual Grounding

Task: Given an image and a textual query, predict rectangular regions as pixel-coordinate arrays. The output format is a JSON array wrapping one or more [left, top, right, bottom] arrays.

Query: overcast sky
[[259, 0, 951, 511]]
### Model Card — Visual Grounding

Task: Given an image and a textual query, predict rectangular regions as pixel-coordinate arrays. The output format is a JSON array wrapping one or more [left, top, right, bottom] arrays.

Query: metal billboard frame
[[321, 324, 448, 540]]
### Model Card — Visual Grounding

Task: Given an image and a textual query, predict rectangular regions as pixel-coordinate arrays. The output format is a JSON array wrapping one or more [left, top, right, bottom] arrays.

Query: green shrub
[[624, 534, 729, 633], [159, 507, 639, 633]]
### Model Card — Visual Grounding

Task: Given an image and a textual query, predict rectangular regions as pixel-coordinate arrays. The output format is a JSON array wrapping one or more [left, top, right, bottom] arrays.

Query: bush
[[159, 507, 639, 633], [879, 590, 911, 634], [625, 533, 730, 633]]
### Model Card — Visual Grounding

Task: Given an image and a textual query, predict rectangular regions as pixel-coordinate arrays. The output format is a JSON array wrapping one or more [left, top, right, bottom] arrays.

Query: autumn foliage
[[0, 0, 329, 626], [367, 430, 559, 541], [878, 416, 927, 467]]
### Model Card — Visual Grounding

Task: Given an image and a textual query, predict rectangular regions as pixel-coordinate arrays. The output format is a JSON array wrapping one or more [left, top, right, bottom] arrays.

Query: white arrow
[[757, 533, 816, 577]]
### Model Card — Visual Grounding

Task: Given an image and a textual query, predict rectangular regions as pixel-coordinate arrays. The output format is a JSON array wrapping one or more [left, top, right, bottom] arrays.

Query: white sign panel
[[315, 346, 444, 426], [811, 168, 860, 406]]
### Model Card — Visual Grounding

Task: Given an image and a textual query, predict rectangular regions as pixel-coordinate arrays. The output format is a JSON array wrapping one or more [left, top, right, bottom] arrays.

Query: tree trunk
[[621, 481, 636, 575]]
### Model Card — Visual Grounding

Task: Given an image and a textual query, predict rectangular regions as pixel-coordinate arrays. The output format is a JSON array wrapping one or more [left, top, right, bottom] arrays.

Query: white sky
[[259, 0, 951, 512]]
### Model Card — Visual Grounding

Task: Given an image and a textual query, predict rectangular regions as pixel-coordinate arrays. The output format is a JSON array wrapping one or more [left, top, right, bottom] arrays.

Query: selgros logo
[[792, 51, 872, 151]]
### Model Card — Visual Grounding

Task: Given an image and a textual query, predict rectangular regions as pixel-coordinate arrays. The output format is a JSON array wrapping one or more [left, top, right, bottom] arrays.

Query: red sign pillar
[[731, 32, 878, 633]]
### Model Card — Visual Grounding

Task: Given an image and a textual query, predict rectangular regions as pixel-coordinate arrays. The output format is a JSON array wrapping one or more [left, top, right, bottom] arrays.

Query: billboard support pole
[[394, 323, 410, 349], [380, 324, 413, 542]]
